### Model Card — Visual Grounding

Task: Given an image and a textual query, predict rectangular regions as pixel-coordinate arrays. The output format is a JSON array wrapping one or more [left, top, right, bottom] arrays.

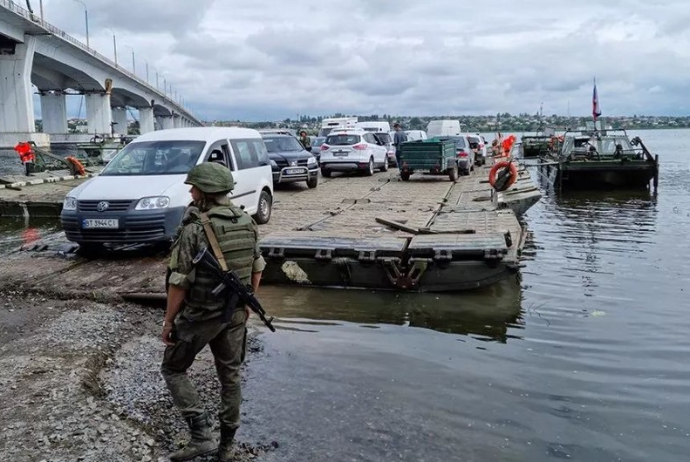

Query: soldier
[[160, 162, 266, 462], [299, 130, 312, 152]]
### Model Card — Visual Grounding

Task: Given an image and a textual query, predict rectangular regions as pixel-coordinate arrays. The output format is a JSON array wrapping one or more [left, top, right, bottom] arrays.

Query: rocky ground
[[0, 290, 278, 461]]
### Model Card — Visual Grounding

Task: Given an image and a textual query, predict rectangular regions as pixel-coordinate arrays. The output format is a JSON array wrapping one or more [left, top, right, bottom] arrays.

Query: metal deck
[[259, 165, 539, 291]]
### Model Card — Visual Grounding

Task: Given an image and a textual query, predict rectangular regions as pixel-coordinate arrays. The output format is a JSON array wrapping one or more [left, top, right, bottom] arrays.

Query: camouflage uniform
[[161, 163, 266, 462], [299, 132, 311, 151]]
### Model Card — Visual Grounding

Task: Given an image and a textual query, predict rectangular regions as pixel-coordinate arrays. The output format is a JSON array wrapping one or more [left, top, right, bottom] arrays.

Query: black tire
[[253, 190, 272, 224], [307, 175, 318, 189], [449, 165, 459, 181], [364, 157, 374, 176], [322, 169, 332, 178], [401, 171, 411, 181], [77, 242, 105, 258], [381, 158, 389, 172]]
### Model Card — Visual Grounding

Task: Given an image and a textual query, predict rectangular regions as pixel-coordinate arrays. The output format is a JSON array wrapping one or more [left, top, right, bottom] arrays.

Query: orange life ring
[[488, 161, 518, 192], [66, 156, 86, 176]]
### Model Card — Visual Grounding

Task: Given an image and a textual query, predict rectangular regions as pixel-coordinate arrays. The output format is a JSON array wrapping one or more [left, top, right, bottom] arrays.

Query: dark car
[[310, 136, 326, 162], [261, 133, 320, 188]]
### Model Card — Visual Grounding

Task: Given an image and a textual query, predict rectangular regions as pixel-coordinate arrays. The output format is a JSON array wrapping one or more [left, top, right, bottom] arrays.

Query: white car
[[60, 127, 274, 252], [467, 134, 488, 166], [319, 129, 389, 177]]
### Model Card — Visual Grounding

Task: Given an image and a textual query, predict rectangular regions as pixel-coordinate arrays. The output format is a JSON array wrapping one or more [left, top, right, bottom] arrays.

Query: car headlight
[[307, 156, 317, 166], [63, 196, 77, 211], [135, 196, 170, 210]]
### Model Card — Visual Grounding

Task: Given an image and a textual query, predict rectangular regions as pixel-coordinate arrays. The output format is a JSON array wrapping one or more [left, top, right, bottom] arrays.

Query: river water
[[1, 129, 689, 461]]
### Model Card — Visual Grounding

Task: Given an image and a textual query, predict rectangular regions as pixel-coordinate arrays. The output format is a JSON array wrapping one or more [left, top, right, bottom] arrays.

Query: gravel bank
[[0, 292, 277, 461]]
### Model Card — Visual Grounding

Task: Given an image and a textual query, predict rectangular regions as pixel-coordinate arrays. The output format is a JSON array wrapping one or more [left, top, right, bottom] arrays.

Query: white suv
[[319, 129, 389, 177]]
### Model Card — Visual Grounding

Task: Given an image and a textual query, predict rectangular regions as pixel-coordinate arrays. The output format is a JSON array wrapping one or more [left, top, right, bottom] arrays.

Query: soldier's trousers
[[161, 309, 247, 432]]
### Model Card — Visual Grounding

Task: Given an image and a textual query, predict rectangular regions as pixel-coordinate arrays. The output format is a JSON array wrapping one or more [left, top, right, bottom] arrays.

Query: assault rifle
[[192, 247, 276, 332]]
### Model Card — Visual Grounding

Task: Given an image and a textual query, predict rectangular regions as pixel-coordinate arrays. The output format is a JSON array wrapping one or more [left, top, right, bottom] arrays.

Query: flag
[[592, 80, 602, 121]]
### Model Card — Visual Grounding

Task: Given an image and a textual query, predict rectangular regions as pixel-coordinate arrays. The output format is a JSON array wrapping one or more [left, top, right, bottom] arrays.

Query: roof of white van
[[134, 127, 260, 143]]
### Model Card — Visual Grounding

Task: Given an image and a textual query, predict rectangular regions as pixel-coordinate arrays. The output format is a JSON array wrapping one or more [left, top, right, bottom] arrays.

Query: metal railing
[[1, 0, 200, 124]]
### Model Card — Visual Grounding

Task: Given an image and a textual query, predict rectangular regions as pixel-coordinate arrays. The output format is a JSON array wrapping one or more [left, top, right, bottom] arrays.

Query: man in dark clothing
[[393, 123, 408, 168]]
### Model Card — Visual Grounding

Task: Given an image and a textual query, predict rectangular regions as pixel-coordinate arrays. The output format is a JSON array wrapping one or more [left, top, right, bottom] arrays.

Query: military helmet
[[184, 162, 234, 194]]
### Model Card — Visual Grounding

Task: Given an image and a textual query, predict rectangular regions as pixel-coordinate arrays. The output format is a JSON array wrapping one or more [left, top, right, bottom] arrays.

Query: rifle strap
[[200, 212, 229, 272]]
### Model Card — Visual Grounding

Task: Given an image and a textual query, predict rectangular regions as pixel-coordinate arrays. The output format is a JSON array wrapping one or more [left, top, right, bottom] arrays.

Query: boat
[[76, 134, 132, 165], [539, 121, 659, 191], [520, 104, 556, 159]]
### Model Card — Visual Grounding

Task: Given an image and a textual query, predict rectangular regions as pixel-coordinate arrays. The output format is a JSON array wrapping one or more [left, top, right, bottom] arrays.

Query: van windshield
[[100, 140, 205, 176]]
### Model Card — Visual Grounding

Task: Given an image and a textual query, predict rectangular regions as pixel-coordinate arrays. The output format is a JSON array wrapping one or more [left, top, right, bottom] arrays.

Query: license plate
[[333, 151, 349, 157], [284, 167, 307, 175], [82, 218, 119, 229]]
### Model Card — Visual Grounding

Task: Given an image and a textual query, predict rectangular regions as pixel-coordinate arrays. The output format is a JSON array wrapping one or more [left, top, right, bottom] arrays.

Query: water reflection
[[554, 191, 658, 252], [0, 217, 61, 253], [525, 184, 662, 312], [259, 277, 524, 342]]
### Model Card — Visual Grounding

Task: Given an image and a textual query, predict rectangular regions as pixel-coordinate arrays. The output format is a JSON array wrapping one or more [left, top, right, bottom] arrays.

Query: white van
[[405, 130, 428, 141], [60, 127, 274, 250], [318, 117, 358, 137], [426, 120, 462, 137], [354, 121, 391, 133]]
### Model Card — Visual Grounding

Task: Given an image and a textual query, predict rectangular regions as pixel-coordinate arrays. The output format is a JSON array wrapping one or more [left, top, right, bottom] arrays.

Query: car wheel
[[381, 157, 389, 172], [307, 175, 318, 189], [322, 169, 332, 178], [449, 165, 459, 181], [364, 157, 374, 176], [78, 242, 105, 258], [253, 190, 272, 224]]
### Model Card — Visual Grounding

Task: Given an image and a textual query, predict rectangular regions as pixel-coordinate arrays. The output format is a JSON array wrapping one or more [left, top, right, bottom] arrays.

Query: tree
[[408, 117, 423, 130]]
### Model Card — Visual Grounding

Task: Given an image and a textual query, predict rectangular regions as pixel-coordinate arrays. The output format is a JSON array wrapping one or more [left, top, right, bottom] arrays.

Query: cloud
[[35, 0, 690, 119]]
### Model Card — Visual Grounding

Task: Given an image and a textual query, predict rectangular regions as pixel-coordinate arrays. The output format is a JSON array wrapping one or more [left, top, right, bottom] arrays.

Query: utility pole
[[70, 0, 89, 48]]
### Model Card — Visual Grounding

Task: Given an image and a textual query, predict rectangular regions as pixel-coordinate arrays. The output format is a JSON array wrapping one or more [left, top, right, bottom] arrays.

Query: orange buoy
[[489, 161, 518, 192], [66, 156, 86, 176]]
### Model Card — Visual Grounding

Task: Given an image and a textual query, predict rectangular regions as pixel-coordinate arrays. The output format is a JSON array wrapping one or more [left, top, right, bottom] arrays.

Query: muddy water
[[2, 130, 690, 461], [0, 217, 61, 254]]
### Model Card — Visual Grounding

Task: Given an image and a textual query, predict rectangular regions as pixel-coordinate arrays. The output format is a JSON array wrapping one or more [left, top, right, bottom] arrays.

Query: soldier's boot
[[169, 414, 217, 462], [217, 426, 237, 462]]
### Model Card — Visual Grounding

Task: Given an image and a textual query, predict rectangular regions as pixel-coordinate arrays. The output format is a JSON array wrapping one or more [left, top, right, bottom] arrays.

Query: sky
[[32, 0, 690, 121]]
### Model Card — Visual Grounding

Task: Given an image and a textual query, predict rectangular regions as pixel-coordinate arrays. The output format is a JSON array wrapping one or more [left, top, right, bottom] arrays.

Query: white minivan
[[60, 127, 274, 250], [426, 120, 462, 137], [354, 121, 391, 133]]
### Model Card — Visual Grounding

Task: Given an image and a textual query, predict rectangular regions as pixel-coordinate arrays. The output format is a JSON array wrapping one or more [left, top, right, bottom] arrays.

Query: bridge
[[0, 0, 203, 147]]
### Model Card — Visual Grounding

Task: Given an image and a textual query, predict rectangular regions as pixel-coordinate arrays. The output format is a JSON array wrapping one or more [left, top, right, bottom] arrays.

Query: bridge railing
[[1, 0, 198, 123]]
